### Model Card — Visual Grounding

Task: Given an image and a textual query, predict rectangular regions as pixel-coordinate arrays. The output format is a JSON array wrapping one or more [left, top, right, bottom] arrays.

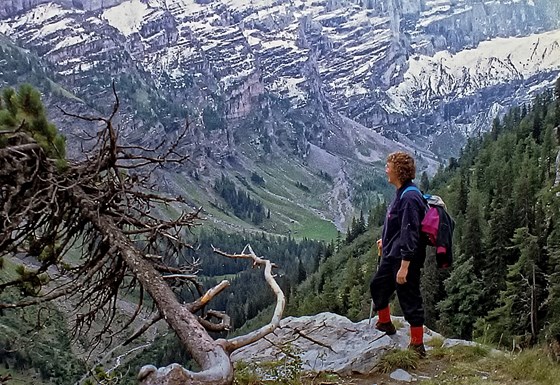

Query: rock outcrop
[[231, 312, 463, 375]]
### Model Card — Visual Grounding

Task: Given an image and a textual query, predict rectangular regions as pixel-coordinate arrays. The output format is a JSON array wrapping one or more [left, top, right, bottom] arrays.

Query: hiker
[[370, 151, 427, 356]]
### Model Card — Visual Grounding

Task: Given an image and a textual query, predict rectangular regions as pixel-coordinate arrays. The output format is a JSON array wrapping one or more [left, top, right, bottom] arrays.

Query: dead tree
[[0, 85, 285, 385]]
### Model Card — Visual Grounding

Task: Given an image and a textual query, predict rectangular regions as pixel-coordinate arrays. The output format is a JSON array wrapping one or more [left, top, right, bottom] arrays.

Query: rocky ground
[[232, 312, 483, 384], [299, 359, 453, 385]]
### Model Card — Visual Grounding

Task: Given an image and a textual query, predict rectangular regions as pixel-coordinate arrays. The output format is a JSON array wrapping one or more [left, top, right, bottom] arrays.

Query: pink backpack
[[401, 187, 455, 268]]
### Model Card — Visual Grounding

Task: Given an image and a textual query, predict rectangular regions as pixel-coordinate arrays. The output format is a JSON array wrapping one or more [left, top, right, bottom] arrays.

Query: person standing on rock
[[370, 151, 427, 357]]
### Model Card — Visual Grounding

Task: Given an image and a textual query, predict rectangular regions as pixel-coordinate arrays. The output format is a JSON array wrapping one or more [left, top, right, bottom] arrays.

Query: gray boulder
[[231, 312, 443, 375]]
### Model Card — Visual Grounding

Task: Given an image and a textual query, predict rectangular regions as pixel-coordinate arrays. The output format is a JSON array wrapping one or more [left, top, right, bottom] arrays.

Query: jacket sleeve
[[399, 198, 422, 261]]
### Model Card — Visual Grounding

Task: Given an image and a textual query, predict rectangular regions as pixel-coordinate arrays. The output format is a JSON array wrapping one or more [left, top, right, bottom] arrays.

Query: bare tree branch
[[123, 313, 163, 347], [211, 244, 286, 353], [188, 280, 230, 313], [198, 310, 231, 333]]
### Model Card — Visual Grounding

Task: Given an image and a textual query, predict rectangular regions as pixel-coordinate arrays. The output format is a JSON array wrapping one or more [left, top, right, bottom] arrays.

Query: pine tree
[[0, 84, 66, 161], [460, 189, 485, 273], [421, 251, 449, 330], [357, 210, 366, 234], [480, 188, 516, 312], [540, 124, 556, 181], [490, 116, 502, 140], [335, 231, 342, 251], [437, 186, 487, 338], [512, 141, 539, 230], [296, 258, 307, 283], [420, 171, 430, 192], [455, 169, 468, 216], [544, 217, 560, 343], [321, 277, 340, 313], [438, 256, 484, 339], [368, 201, 387, 228], [483, 228, 542, 345], [346, 217, 357, 243], [341, 256, 363, 317]]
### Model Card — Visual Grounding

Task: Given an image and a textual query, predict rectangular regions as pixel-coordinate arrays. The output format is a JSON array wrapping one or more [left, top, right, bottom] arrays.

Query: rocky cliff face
[[1, 0, 558, 158], [0, 0, 559, 227], [0, 0, 125, 17]]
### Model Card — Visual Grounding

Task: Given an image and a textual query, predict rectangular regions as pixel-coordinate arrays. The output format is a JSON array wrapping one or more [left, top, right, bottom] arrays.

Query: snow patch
[[224, 0, 282, 11], [102, 0, 152, 37], [386, 29, 560, 113], [26, 3, 68, 23], [271, 77, 306, 103], [52, 34, 90, 51], [31, 18, 81, 42], [0, 3, 74, 36], [343, 84, 368, 98]]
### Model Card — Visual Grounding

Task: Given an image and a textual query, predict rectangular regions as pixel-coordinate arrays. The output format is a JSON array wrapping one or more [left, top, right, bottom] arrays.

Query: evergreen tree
[[480, 188, 516, 312], [454, 169, 468, 216], [490, 116, 502, 140], [421, 251, 449, 330], [321, 277, 340, 313], [437, 187, 486, 339], [0, 84, 66, 161], [438, 256, 484, 339], [540, 124, 556, 181], [346, 217, 358, 243], [460, 189, 485, 273], [296, 258, 307, 283], [357, 210, 366, 234], [368, 201, 387, 228], [420, 171, 430, 192], [482, 228, 542, 345], [335, 231, 342, 251], [341, 256, 364, 318], [512, 141, 539, 230], [544, 214, 560, 343]]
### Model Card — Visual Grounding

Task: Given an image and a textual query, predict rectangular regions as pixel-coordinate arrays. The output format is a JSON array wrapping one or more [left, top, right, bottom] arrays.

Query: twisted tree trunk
[[0, 84, 286, 385], [72, 188, 234, 384]]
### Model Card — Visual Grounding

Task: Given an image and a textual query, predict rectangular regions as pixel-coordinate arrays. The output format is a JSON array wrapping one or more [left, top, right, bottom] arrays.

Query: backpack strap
[[400, 186, 422, 200], [400, 186, 429, 214]]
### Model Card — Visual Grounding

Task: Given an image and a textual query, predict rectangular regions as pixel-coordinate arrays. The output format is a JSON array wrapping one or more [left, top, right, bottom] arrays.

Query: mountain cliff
[[0, 0, 559, 231]]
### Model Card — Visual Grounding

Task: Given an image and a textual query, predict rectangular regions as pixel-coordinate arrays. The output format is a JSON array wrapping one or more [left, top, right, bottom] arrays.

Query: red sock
[[378, 306, 391, 323], [410, 325, 424, 345]]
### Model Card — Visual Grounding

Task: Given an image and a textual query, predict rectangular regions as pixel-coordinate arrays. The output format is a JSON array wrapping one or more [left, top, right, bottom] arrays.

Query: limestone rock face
[[0, 0, 125, 16], [0, 0, 559, 175], [231, 312, 445, 375]]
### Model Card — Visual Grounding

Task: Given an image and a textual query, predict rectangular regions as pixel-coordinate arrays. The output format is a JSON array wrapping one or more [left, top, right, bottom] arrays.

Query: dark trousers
[[370, 256, 424, 327]]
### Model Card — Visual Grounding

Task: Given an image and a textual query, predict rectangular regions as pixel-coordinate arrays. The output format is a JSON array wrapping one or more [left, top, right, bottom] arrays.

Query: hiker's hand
[[396, 267, 408, 284], [377, 239, 382, 256]]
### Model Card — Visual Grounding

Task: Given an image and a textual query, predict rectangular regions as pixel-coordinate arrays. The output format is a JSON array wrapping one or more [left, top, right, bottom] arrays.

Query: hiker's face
[[386, 162, 399, 187]]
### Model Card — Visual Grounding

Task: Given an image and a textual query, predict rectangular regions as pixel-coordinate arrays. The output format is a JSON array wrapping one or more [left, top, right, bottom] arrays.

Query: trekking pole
[[369, 240, 382, 325]]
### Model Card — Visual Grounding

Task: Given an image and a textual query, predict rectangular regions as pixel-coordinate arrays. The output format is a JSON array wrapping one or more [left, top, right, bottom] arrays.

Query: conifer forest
[[289, 79, 560, 351]]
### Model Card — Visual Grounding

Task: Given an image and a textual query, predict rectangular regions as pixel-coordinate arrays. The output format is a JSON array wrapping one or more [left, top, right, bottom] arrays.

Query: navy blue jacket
[[382, 181, 426, 262]]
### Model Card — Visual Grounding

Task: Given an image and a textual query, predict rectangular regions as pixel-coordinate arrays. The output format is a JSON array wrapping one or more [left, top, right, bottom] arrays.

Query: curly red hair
[[387, 151, 416, 183]]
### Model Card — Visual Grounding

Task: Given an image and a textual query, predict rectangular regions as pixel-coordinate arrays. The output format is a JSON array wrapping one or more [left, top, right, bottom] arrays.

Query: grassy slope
[[233, 343, 560, 385], [169, 144, 340, 242]]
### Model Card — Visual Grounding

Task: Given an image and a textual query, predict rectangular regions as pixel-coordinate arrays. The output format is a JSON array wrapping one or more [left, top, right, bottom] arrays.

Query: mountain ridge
[[0, 0, 559, 232]]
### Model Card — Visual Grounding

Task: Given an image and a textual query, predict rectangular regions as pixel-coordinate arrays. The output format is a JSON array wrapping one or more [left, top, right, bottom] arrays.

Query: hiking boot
[[408, 343, 427, 357], [375, 321, 397, 335]]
